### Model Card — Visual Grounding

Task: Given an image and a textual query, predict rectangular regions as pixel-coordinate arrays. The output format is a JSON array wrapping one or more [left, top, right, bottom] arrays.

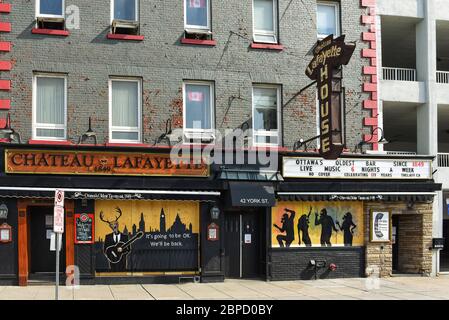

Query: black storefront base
[[268, 247, 366, 281]]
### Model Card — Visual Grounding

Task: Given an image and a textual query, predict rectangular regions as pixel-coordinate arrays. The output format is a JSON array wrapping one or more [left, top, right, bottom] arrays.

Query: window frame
[[111, 0, 139, 23], [32, 73, 68, 141], [317, 1, 340, 40], [252, 84, 281, 147], [36, 0, 65, 19], [252, 0, 278, 44], [182, 80, 215, 138], [184, 0, 211, 31], [108, 77, 142, 144]]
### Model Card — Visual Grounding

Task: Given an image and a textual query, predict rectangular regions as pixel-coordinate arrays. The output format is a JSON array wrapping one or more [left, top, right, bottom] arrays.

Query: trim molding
[[360, 0, 379, 151]]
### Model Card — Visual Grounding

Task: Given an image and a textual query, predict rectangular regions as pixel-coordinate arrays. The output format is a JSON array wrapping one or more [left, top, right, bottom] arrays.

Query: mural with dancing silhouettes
[[95, 200, 199, 272], [271, 202, 363, 247]]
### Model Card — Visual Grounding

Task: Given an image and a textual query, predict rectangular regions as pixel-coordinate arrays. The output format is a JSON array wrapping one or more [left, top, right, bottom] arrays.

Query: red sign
[[54, 206, 64, 233], [207, 223, 219, 241], [188, 91, 204, 102], [189, 0, 206, 8], [0, 223, 11, 243]]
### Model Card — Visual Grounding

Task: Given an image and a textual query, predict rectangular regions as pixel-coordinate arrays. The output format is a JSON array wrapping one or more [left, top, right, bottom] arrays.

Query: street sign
[[55, 189, 64, 207], [53, 205, 64, 233]]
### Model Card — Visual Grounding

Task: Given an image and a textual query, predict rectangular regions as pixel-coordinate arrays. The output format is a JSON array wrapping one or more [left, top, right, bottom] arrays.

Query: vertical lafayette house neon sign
[[306, 34, 356, 160]]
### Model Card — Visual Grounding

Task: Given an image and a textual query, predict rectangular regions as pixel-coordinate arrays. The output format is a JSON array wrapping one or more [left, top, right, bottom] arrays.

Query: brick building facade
[[0, 0, 441, 286]]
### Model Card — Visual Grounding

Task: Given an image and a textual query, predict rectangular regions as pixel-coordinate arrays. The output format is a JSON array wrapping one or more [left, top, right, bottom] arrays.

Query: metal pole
[[55, 232, 59, 301]]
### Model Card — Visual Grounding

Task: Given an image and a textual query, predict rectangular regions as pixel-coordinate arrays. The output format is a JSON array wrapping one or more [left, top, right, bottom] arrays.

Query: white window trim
[[32, 74, 67, 141], [108, 78, 142, 144], [182, 81, 215, 142], [36, 0, 65, 19], [184, 0, 211, 31], [252, 0, 278, 44], [317, 1, 340, 40], [111, 0, 139, 23], [252, 84, 281, 147]]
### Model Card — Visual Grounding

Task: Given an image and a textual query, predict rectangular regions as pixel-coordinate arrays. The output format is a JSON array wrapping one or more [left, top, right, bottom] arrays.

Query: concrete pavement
[[1, 276, 449, 300]]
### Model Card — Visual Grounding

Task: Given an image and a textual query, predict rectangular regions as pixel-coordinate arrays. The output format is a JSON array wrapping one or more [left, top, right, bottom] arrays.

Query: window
[[183, 81, 214, 141], [109, 79, 142, 143], [317, 2, 340, 39], [36, 0, 64, 18], [33, 75, 67, 140], [253, 0, 278, 44], [184, 0, 210, 31], [111, 0, 139, 35], [252, 85, 281, 146], [112, 0, 138, 21]]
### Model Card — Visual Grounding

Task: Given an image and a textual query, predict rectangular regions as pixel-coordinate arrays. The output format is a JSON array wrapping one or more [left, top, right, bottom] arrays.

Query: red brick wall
[[361, 0, 378, 151]]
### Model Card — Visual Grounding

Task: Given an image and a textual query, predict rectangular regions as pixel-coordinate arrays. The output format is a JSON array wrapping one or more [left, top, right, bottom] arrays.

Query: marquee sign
[[283, 157, 433, 180], [5, 149, 209, 177], [306, 34, 356, 160]]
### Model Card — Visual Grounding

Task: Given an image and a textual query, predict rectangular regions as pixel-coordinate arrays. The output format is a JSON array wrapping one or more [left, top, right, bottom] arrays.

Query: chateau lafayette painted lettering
[[6, 150, 209, 176]]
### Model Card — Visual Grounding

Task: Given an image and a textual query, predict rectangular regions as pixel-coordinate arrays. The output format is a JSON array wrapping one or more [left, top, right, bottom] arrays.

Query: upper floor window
[[109, 78, 142, 143], [317, 1, 340, 39], [37, 0, 64, 18], [252, 85, 281, 146], [36, 0, 65, 30], [183, 81, 215, 142], [33, 74, 67, 140], [253, 0, 278, 44], [111, 0, 139, 35], [184, 0, 210, 31]]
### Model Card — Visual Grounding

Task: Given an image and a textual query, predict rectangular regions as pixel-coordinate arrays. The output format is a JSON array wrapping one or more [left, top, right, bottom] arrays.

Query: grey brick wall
[[4, 0, 371, 150]]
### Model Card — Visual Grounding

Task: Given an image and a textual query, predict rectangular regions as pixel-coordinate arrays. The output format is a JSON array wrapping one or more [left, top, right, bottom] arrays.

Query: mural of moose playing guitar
[[100, 207, 142, 271]]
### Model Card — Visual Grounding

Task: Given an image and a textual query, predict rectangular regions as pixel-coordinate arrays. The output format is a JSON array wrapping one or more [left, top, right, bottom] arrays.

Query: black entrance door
[[241, 211, 260, 278], [30, 206, 66, 274], [392, 215, 399, 272], [224, 210, 261, 278]]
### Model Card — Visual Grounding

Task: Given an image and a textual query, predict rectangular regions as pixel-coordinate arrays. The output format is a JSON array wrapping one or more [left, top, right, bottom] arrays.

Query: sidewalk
[[1, 276, 449, 300]]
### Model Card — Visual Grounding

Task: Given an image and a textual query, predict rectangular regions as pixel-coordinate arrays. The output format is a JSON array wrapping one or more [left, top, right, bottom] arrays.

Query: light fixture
[[354, 127, 389, 153], [210, 206, 220, 220]]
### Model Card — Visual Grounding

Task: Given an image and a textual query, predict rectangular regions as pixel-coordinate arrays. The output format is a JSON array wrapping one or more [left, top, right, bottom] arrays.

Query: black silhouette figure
[[100, 207, 129, 272], [273, 208, 295, 247], [336, 212, 357, 246], [315, 208, 338, 247], [297, 206, 312, 246]]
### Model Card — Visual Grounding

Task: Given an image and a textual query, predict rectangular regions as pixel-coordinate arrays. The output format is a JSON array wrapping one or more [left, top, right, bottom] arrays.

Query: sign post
[[54, 189, 64, 301]]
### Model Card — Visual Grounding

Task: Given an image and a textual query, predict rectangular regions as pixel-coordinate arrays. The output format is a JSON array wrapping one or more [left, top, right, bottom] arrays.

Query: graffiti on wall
[[94, 200, 199, 272], [272, 202, 363, 247]]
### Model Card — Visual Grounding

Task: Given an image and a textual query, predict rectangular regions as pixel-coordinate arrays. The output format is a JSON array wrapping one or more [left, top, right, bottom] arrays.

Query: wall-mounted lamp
[[210, 206, 220, 220], [354, 127, 388, 153]]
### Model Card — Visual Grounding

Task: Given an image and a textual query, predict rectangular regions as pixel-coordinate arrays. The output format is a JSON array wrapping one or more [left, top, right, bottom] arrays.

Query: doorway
[[224, 209, 264, 279], [29, 206, 66, 277], [392, 215, 399, 272]]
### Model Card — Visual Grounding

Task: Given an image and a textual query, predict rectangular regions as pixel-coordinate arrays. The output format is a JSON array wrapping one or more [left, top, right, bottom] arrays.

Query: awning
[[227, 182, 276, 207], [277, 192, 436, 202], [218, 169, 283, 181], [0, 187, 220, 202]]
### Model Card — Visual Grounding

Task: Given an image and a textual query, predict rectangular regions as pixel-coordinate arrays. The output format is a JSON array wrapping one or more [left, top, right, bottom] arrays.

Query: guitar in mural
[[104, 231, 144, 264]]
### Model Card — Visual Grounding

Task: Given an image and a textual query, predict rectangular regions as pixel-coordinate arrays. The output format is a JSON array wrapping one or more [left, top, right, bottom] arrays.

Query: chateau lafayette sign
[[5, 149, 209, 177], [283, 157, 432, 180], [306, 34, 356, 160]]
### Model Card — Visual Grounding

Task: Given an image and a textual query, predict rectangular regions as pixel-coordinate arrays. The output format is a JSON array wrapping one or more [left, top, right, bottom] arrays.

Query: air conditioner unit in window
[[184, 130, 215, 143], [112, 19, 139, 35], [184, 28, 212, 40], [36, 16, 65, 30]]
